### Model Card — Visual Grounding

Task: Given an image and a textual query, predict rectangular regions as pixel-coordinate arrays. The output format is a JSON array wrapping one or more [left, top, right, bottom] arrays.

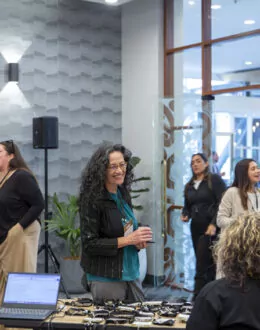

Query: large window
[[252, 118, 260, 163], [165, 0, 260, 173], [163, 0, 260, 297]]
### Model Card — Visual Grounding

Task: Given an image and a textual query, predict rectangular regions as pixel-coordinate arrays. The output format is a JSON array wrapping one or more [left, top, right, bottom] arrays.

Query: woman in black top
[[181, 153, 226, 300], [187, 212, 260, 330], [0, 140, 44, 303], [79, 143, 152, 303]]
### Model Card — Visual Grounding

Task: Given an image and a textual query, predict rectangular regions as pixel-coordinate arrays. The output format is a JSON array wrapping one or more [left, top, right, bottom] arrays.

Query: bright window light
[[244, 61, 253, 65], [244, 20, 255, 25], [0, 82, 31, 109], [211, 4, 221, 9], [188, 1, 195, 5], [105, 0, 118, 4]]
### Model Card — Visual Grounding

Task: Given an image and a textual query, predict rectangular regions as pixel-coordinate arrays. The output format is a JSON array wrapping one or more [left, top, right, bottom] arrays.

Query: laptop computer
[[0, 272, 60, 322]]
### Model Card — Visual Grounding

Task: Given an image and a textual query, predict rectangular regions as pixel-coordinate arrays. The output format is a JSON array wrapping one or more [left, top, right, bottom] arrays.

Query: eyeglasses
[[107, 162, 127, 171]]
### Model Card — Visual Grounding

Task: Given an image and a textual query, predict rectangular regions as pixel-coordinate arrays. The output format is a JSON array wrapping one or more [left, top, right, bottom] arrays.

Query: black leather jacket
[[182, 173, 226, 226], [80, 186, 132, 279]]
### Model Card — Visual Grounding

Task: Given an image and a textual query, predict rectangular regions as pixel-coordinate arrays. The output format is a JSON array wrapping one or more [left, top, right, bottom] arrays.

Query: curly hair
[[214, 212, 260, 284], [79, 143, 134, 209], [230, 158, 256, 210]]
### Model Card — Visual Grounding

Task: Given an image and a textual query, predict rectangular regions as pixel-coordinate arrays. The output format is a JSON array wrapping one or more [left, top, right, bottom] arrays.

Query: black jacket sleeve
[[210, 174, 226, 225], [182, 194, 191, 218], [80, 202, 119, 257], [16, 170, 44, 228]]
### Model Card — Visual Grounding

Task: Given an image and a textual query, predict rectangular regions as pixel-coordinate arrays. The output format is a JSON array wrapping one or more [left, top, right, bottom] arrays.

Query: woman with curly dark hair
[[181, 153, 226, 300], [187, 212, 260, 330], [79, 143, 152, 303]]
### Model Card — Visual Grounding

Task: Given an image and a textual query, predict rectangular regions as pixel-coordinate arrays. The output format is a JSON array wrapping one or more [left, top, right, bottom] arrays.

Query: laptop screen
[[3, 273, 60, 307]]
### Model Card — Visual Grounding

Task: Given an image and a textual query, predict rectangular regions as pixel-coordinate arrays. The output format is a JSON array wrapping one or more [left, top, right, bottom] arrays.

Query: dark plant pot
[[60, 257, 86, 294]]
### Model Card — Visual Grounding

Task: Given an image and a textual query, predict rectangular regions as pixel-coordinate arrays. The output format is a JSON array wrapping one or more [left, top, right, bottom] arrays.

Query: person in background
[[0, 140, 44, 304], [216, 158, 260, 279], [212, 151, 225, 177], [181, 153, 226, 300], [187, 212, 260, 330], [79, 143, 152, 303], [217, 158, 260, 230]]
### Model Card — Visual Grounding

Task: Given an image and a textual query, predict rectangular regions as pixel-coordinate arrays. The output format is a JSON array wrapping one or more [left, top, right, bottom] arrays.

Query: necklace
[[0, 169, 11, 186]]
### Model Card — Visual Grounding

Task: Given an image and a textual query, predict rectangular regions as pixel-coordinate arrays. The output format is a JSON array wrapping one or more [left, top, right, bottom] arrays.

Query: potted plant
[[130, 156, 151, 283], [45, 193, 85, 293], [130, 156, 151, 211]]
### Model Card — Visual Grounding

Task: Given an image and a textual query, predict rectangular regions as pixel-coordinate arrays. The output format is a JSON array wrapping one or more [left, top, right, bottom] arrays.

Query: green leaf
[[132, 205, 143, 210], [132, 177, 151, 182], [130, 156, 151, 212], [129, 156, 141, 168], [130, 188, 150, 193], [45, 193, 81, 256], [131, 195, 141, 199]]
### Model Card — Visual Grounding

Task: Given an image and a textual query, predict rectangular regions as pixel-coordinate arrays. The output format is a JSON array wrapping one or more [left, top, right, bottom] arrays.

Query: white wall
[[122, 0, 164, 279]]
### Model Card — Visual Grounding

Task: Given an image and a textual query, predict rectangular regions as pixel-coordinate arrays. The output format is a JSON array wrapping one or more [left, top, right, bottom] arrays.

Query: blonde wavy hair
[[214, 212, 260, 284]]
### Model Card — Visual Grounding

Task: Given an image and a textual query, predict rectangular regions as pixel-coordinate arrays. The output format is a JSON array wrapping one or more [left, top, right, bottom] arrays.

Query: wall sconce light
[[8, 63, 19, 82]]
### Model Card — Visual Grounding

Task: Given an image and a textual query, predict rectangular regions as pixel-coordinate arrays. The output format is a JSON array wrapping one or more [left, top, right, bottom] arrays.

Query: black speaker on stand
[[33, 116, 70, 298]]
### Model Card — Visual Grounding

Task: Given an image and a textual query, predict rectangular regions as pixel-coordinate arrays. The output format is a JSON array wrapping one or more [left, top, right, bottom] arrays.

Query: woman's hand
[[128, 227, 153, 245], [136, 242, 147, 249], [205, 224, 216, 236], [181, 214, 189, 222], [117, 227, 153, 248]]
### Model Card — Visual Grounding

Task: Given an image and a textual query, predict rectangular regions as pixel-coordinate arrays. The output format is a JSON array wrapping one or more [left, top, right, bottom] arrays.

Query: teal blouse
[[87, 189, 140, 282]]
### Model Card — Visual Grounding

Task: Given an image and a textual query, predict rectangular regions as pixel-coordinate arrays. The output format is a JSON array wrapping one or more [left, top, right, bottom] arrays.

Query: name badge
[[124, 219, 133, 237]]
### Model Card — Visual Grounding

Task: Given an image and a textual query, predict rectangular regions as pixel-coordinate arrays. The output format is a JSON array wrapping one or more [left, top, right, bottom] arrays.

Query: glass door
[[213, 132, 234, 186]]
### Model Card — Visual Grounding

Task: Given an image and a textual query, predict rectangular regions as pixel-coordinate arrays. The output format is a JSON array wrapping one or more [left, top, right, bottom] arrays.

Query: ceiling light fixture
[[244, 19, 255, 25], [105, 0, 118, 4], [188, 1, 195, 5], [211, 4, 221, 9], [244, 61, 253, 65]]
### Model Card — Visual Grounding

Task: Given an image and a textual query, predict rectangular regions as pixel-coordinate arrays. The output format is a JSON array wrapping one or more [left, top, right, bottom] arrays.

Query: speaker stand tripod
[[37, 148, 70, 299]]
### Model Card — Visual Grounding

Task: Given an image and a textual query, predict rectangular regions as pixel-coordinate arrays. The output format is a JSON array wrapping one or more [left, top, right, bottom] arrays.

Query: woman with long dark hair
[[0, 140, 44, 304], [181, 153, 226, 300], [217, 158, 260, 229], [79, 143, 152, 303]]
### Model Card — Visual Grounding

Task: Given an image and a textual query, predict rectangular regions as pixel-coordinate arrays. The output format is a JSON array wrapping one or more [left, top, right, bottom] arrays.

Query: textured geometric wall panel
[[0, 0, 121, 271]]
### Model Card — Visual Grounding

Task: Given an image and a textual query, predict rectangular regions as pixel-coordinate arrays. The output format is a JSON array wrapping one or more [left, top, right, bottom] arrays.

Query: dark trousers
[[191, 221, 216, 299]]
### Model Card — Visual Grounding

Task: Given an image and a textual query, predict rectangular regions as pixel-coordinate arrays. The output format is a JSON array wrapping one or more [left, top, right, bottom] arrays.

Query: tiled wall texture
[[0, 0, 121, 272]]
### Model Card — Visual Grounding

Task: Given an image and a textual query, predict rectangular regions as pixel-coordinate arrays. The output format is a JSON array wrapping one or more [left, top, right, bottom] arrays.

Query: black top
[[0, 169, 44, 243], [80, 186, 132, 279], [182, 173, 226, 225], [187, 278, 260, 330]]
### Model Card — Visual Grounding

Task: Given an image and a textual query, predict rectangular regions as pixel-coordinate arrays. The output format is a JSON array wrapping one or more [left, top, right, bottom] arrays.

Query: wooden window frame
[[164, 0, 260, 96]]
